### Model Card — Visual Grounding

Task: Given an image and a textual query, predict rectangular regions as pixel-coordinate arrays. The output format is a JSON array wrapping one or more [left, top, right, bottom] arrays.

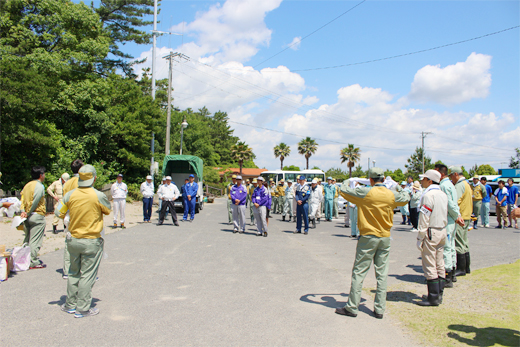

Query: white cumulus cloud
[[287, 36, 301, 50], [409, 52, 492, 106]]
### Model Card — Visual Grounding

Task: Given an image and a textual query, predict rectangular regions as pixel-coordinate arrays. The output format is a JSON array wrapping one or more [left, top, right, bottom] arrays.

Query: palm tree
[[298, 137, 318, 170], [274, 143, 291, 170], [230, 141, 254, 174], [340, 144, 361, 178]]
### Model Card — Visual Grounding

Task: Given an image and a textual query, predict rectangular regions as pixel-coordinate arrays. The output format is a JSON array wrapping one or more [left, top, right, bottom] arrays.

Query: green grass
[[383, 260, 520, 346]]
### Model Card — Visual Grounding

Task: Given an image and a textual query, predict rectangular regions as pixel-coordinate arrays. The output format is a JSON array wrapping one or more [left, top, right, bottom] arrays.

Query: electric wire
[[291, 25, 520, 72], [253, 0, 367, 68]]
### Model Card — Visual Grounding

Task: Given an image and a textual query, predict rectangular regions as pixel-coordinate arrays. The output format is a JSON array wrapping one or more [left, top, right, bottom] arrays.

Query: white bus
[[260, 169, 326, 184]]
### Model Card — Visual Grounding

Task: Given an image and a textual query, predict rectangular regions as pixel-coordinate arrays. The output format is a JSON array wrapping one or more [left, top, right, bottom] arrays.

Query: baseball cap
[[419, 169, 441, 183], [117, 173, 123, 178], [327, 176, 333, 180], [473, 175, 479, 179], [287, 179, 293, 183], [368, 167, 384, 179], [252, 179, 258, 183], [78, 165, 97, 187], [165, 176, 172, 180], [189, 174, 194, 178], [312, 178, 318, 184], [232, 175, 237, 179], [448, 166, 463, 175], [162, 177, 166, 181], [146, 175, 152, 180], [299, 175, 306, 180], [257, 176, 264, 181], [61, 173, 70, 182], [401, 181, 407, 185], [236, 175, 242, 180]]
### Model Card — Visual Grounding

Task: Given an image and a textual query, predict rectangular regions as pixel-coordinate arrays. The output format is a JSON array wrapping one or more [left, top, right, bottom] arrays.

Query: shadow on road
[[447, 324, 520, 346], [406, 264, 423, 274], [331, 234, 351, 238], [48, 295, 101, 307], [388, 273, 425, 284], [384, 290, 422, 303], [300, 293, 372, 314]]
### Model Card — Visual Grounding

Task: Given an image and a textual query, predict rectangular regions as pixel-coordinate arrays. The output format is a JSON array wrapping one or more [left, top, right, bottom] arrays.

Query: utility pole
[[421, 132, 432, 174], [163, 52, 189, 155], [151, 0, 158, 100], [368, 158, 370, 172]]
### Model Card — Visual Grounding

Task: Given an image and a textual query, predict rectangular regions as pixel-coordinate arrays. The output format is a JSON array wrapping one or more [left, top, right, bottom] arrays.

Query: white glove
[[416, 239, 423, 252]]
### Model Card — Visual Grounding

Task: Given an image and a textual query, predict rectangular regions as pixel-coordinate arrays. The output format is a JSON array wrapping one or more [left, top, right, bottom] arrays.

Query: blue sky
[[89, 0, 519, 172]]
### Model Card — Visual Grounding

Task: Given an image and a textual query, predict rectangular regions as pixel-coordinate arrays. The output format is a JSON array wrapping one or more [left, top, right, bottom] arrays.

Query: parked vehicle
[[261, 169, 325, 185], [162, 155, 204, 213]]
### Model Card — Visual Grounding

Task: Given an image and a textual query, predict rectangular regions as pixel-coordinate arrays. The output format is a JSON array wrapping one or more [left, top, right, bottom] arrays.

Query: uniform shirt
[[454, 178, 473, 220], [140, 181, 155, 198], [323, 183, 336, 200], [295, 183, 310, 204], [494, 187, 508, 206], [225, 183, 235, 200], [157, 183, 180, 201], [270, 185, 277, 197], [482, 184, 492, 203], [285, 185, 295, 199], [251, 185, 269, 207], [59, 187, 111, 239], [417, 184, 448, 241], [47, 179, 64, 200], [185, 181, 198, 198], [63, 174, 79, 195], [111, 182, 128, 199], [248, 184, 256, 199], [507, 185, 519, 205], [340, 182, 409, 238], [230, 184, 247, 205], [410, 189, 422, 209], [21, 180, 46, 215], [309, 186, 323, 204], [471, 182, 487, 201], [276, 185, 285, 197], [334, 186, 340, 198], [439, 177, 461, 222]]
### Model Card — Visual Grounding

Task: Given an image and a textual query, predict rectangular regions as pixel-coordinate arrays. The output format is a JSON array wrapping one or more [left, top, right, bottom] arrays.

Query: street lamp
[[180, 118, 188, 155]]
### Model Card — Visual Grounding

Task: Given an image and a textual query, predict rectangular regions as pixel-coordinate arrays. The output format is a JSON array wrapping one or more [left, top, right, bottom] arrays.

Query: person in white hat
[[251, 176, 269, 236], [230, 175, 247, 233], [110, 174, 128, 228], [47, 172, 70, 234], [140, 175, 155, 223], [415, 169, 448, 306], [282, 180, 295, 222], [157, 176, 180, 226], [308, 178, 322, 229], [225, 175, 237, 224]]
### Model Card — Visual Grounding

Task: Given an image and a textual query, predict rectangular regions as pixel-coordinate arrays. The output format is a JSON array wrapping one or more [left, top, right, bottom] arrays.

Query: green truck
[[162, 155, 204, 213]]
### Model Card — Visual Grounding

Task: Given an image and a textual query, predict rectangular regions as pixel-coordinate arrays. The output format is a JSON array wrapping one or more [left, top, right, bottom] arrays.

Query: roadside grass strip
[[367, 260, 520, 346]]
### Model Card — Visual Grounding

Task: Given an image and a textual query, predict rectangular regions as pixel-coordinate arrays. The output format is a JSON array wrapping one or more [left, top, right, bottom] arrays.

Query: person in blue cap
[[323, 177, 336, 221], [294, 175, 310, 234], [183, 174, 198, 222]]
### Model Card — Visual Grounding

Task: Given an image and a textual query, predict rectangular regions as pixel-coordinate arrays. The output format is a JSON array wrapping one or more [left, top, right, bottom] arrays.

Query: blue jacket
[[482, 184, 492, 203], [230, 184, 247, 205], [185, 182, 198, 199], [507, 185, 519, 205], [295, 183, 310, 204], [251, 186, 269, 207]]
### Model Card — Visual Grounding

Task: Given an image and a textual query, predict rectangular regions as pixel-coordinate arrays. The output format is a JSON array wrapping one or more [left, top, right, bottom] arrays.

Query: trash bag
[[12, 244, 30, 272]]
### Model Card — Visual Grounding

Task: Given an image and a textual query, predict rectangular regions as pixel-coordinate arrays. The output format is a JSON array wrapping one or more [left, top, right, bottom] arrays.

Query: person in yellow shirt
[[58, 164, 111, 318], [20, 166, 47, 269], [47, 173, 70, 233]]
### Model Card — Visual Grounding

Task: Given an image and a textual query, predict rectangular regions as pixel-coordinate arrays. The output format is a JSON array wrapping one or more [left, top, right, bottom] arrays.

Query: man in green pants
[[59, 165, 111, 318], [20, 166, 47, 269], [335, 168, 409, 319]]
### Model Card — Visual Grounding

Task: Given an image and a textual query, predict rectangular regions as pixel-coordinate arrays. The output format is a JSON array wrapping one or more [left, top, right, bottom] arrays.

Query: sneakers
[[411, 228, 418, 232], [485, 224, 490, 228], [62, 275, 68, 280], [60, 304, 75, 314], [121, 223, 126, 229], [74, 307, 99, 318]]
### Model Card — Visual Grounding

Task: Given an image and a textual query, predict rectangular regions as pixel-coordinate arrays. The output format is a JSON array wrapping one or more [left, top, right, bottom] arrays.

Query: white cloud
[[409, 52, 492, 106], [287, 36, 301, 50]]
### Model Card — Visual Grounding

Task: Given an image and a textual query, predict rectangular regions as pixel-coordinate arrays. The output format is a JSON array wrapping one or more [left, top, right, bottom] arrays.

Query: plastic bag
[[12, 244, 30, 272], [0, 256, 8, 281]]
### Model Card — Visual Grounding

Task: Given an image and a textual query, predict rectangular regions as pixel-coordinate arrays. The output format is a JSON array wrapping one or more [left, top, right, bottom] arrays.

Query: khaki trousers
[[23, 214, 46, 267], [472, 200, 482, 217], [420, 227, 447, 280], [497, 205, 508, 226], [52, 199, 62, 226], [455, 220, 470, 254]]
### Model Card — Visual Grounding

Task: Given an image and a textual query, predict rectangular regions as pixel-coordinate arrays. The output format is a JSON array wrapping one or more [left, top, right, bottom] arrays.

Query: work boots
[[312, 218, 316, 229], [444, 269, 453, 288], [282, 216, 285, 221], [439, 277, 445, 304], [465, 252, 471, 274], [417, 278, 441, 306], [52, 225, 58, 234], [288, 216, 291, 222], [454, 253, 466, 277]]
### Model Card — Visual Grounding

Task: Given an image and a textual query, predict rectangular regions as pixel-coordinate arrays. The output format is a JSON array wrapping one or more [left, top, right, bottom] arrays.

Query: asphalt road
[[1, 199, 518, 346]]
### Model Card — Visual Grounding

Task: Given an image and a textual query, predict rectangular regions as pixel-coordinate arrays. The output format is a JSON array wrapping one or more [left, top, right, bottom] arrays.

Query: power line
[[253, 0, 367, 69], [431, 134, 513, 152], [291, 25, 520, 72]]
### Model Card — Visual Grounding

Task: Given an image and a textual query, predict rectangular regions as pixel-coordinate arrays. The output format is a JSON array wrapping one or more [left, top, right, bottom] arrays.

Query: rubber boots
[[455, 253, 466, 277], [439, 277, 445, 304], [282, 216, 285, 221], [444, 269, 453, 288], [465, 252, 471, 274], [312, 218, 316, 229], [417, 278, 441, 306]]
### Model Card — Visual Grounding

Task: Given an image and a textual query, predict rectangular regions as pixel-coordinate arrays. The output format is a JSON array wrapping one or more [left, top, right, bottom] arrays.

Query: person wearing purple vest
[[230, 175, 248, 233], [252, 176, 269, 237]]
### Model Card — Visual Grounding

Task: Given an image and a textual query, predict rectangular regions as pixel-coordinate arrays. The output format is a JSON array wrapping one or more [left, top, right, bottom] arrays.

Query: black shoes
[[455, 253, 466, 277], [465, 253, 471, 274], [174, 222, 180, 226], [303, 231, 308, 235], [52, 225, 58, 234], [374, 311, 383, 319], [263, 231, 268, 237], [335, 307, 357, 317], [282, 216, 285, 221]]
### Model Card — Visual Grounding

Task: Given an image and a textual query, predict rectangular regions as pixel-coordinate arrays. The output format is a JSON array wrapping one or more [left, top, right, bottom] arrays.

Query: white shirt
[[111, 182, 128, 199], [157, 183, 180, 201], [309, 186, 323, 204], [140, 181, 155, 198]]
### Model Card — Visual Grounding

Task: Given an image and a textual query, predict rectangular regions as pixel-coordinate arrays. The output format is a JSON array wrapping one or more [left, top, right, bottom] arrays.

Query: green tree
[[340, 144, 361, 178], [405, 147, 433, 179], [509, 148, 520, 169], [326, 168, 347, 182], [384, 168, 406, 184], [282, 165, 300, 171], [476, 164, 498, 175], [298, 137, 318, 170], [351, 165, 366, 178], [469, 164, 479, 177], [274, 143, 291, 170], [230, 142, 254, 175]]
